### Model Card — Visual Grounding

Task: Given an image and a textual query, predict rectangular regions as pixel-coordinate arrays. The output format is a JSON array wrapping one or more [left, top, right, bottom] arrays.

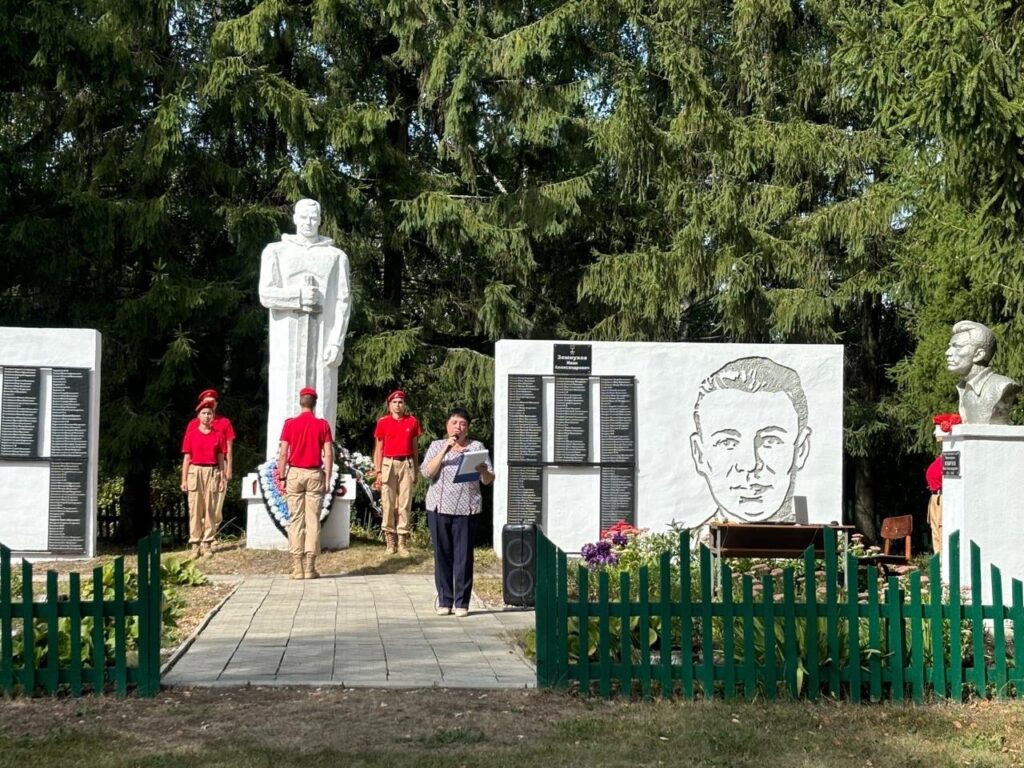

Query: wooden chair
[[859, 515, 915, 574]]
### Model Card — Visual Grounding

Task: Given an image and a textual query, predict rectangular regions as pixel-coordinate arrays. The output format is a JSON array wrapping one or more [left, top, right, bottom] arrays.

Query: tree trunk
[[119, 467, 153, 544], [852, 456, 878, 542]]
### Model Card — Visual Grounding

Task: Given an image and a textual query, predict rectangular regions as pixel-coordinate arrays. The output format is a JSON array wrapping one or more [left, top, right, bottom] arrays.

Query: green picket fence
[[535, 528, 1022, 701], [0, 530, 162, 698]]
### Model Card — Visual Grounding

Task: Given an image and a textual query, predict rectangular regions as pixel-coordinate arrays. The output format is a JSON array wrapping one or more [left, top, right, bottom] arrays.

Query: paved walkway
[[162, 574, 536, 689]]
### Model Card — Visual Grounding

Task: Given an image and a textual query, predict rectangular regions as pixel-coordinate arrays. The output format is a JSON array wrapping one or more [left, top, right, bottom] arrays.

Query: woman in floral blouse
[[420, 407, 494, 617]]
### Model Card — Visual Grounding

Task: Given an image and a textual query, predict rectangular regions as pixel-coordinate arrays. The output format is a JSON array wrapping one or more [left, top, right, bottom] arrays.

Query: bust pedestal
[[241, 472, 353, 550], [941, 425, 1024, 603]]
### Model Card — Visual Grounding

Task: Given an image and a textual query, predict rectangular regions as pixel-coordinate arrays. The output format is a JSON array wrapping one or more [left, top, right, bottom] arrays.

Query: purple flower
[[610, 531, 629, 547], [581, 539, 619, 568]]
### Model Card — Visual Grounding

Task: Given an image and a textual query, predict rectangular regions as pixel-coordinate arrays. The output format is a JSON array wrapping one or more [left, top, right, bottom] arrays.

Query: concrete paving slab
[[162, 574, 534, 689]]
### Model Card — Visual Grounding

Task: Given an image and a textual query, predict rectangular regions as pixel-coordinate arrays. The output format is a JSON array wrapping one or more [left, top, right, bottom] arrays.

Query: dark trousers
[[428, 511, 476, 609]]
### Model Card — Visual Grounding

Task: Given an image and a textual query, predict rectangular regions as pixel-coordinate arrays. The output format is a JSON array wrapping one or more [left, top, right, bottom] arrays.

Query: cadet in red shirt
[[181, 400, 227, 557], [186, 388, 236, 535], [278, 387, 334, 579], [373, 389, 423, 556]]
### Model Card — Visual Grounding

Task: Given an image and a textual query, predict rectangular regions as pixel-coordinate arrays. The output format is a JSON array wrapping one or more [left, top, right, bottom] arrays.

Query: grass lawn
[[1, 687, 1023, 767]]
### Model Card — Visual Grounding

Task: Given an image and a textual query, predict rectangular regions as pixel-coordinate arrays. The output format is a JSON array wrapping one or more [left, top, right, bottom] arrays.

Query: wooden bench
[[708, 521, 856, 593], [709, 521, 854, 560]]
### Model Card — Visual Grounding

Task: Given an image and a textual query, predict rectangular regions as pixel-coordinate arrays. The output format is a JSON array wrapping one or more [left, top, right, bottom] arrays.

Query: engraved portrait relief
[[689, 356, 812, 522]]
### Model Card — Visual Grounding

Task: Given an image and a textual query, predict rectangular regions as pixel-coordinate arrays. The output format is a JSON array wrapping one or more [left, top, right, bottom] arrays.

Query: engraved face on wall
[[689, 357, 812, 521]]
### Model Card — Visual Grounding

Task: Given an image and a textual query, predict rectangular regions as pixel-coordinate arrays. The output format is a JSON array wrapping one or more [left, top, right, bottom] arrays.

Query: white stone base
[[942, 424, 1024, 604], [242, 472, 354, 551]]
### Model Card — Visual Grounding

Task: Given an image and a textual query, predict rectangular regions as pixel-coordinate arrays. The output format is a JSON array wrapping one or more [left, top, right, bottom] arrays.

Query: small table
[[708, 521, 856, 593]]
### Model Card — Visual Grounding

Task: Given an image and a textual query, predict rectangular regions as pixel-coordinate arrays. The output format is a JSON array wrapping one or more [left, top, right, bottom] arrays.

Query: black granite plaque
[[554, 376, 589, 463], [943, 451, 961, 478], [1, 367, 41, 458], [600, 466, 636, 529], [553, 344, 592, 376], [507, 465, 543, 524], [600, 376, 636, 463], [50, 368, 90, 459], [508, 374, 544, 463], [48, 459, 88, 553]]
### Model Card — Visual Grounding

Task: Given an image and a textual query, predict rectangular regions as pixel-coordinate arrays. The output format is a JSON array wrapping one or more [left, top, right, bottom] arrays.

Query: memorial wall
[[0, 328, 101, 557], [494, 340, 844, 554]]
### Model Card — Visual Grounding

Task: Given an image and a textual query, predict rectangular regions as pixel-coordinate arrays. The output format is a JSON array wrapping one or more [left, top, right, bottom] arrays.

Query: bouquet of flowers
[[580, 519, 644, 568]]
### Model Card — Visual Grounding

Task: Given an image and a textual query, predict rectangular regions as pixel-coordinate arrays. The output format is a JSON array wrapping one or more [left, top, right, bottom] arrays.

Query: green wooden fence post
[[824, 528, 841, 696], [556, 548, 569, 689], [149, 530, 162, 695], [699, 545, 715, 698], [803, 547, 819, 701], [679, 534, 694, 700], [69, 573, 82, 697], [1, 545, 12, 695], [948, 532, 963, 700], [618, 571, 631, 698], [659, 552, 673, 699], [137, 536, 152, 698], [969, 543, 985, 696], [113, 558, 127, 698], [867, 567, 881, 702], [886, 578, 905, 702], [741, 576, 756, 701], [928, 554, 947, 699], [908, 570, 925, 703], [20, 560, 34, 694], [638, 566, 651, 700], [577, 566, 589, 696], [989, 564, 1007, 699], [845, 552, 862, 703], [1010, 579, 1024, 696], [90, 565, 104, 695], [597, 571, 611, 699], [721, 563, 736, 701], [44, 571, 59, 694], [782, 568, 797, 698], [762, 576, 777, 700], [534, 532, 550, 688]]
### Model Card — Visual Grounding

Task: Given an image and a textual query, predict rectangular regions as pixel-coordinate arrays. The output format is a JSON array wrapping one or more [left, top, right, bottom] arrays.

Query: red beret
[[387, 390, 406, 403], [299, 387, 318, 398], [195, 399, 217, 413], [197, 388, 219, 402]]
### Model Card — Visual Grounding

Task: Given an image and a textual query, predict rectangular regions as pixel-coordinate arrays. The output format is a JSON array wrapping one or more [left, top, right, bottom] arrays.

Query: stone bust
[[945, 320, 1020, 425]]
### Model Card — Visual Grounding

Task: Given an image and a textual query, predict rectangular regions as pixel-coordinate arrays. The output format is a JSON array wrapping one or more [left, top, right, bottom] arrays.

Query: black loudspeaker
[[502, 523, 537, 607]]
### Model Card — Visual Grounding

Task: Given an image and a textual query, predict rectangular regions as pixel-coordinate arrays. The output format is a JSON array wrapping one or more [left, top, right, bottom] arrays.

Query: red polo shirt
[[182, 428, 227, 466], [374, 414, 422, 457], [186, 414, 236, 442], [280, 411, 333, 469], [926, 455, 943, 493]]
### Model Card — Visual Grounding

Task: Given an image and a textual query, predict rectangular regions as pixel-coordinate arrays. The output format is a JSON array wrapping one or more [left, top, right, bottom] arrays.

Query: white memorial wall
[[493, 340, 844, 554], [0, 327, 101, 557]]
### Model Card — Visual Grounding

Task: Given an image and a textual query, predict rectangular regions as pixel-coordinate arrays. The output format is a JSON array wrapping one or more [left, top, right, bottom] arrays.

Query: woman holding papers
[[420, 407, 494, 617]]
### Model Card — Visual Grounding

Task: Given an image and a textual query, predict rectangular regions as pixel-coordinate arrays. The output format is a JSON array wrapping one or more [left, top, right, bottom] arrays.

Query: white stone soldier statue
[[945, 320, 1021, 425], [259, 199, 351, 457]]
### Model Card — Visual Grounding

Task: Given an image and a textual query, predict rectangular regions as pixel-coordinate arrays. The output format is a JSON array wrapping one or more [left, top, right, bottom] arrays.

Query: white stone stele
[[493, 340, 844, 556], [0, 327, 101, 558], [941, 424, 1024, 604], [241, 472, 353, 550]]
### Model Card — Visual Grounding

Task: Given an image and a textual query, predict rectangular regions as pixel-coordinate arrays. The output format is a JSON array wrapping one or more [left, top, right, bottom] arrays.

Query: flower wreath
[[257, 450, 342, 535]]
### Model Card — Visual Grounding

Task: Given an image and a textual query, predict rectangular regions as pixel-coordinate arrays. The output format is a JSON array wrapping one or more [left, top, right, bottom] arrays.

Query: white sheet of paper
[[454, 449, 490, 482]]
